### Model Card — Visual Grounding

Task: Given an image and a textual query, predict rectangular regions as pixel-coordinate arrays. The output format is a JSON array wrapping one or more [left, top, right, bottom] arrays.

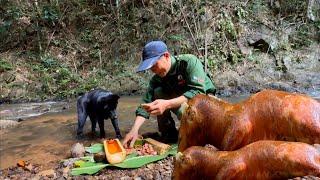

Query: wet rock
[[134, 176, 142, 180], [265, 81, 297, 92], [1, 72, 15, 83], [62, 157, 79, 167], [62, 167, 69, 178], [164, 165, 171, 171], [237, 39, 252, 55], [38, 169, 56, 178], [93, 152, 106, 163], [0, 120, 19, 130], [247, 29, 279, 52], [71, 143, 85, 158], [153, 171, 161, 180], [120, 176, 131, 180], [0, 109, 13, 117], [146, 164, 155, 170], [24, 164, 33, 172], [17, 118, 24, 122]]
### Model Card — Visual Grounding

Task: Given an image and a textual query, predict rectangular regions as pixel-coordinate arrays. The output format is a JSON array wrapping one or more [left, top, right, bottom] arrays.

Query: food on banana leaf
[[104, 139, 126, 164]]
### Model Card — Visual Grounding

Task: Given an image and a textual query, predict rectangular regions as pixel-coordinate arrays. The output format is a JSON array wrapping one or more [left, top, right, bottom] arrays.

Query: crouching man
[[123, 40, 216, 148]]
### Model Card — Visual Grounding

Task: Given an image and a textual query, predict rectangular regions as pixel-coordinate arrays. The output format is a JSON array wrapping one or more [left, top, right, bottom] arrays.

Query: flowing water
[[0, 94, 318, 169]]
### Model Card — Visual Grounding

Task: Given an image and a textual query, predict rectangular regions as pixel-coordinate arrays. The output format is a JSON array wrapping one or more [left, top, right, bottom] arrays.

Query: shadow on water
[[0, 94, 318, 169]]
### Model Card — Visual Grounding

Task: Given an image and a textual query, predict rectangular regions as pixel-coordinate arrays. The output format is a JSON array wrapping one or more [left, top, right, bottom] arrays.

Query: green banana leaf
[[125, 152, 138, 159], [71, 164, 109, 175], [85, 143, 104, 153], [80, 156, 95, 162], [71, 144, 178, 175], [114, 144, 177, 169], [75, 160, 104, 168], [113, 153, 169, 168], [167, 144, 178, 155], [60, 156, 94, 163]]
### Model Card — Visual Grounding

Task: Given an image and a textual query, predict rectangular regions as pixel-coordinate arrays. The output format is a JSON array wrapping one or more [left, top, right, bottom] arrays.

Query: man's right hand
[[122, 130, 139, 148], [123, 116, 146, 148]]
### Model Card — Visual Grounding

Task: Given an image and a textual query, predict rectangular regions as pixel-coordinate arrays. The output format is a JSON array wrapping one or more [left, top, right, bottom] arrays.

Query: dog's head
[[98, 94, 120, 111]]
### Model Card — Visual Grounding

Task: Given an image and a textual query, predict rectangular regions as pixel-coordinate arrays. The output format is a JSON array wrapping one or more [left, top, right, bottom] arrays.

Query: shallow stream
[[0, 94, 318, 169]]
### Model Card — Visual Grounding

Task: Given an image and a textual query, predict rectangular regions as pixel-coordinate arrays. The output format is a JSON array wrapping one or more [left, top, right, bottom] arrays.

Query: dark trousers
[[153, 87, 181, 139]]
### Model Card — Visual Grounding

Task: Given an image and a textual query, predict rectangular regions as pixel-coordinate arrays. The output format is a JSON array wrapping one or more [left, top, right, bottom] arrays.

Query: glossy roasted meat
[[178, 90, 320, 152], [174, 141, 320, 180]]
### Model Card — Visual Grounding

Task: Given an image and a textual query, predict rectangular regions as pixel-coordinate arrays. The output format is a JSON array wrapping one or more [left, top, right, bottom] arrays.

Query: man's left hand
[[142, 99, 169, 116]]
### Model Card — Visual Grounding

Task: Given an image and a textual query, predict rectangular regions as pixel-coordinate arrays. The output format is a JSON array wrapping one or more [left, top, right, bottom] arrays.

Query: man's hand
[[122, 130, 139, 148], [141, 99, 169, 116]]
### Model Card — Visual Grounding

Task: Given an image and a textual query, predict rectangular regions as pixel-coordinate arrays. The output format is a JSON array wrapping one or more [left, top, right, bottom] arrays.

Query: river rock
[[38, 169, 56, 178], [247, 27, 279, 52], [94, 151, 106, 162], [62, 167, 69, 178], [70, 143, 85, 158], [24, 164, 33, 172], [0, 120, 19, 130], [62, 157, 79, 167]]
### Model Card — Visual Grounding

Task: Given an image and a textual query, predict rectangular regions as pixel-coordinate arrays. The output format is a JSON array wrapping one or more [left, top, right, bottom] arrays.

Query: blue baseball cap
[[136, 40, 168, 72]]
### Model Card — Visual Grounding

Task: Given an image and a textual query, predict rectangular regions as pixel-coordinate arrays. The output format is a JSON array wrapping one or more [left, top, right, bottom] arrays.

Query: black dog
[[77, 89, 122, 139]]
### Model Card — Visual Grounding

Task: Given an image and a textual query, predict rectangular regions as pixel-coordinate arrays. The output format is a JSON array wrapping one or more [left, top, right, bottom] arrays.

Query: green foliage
[[0, 20, 12, 35], [80, 29, 94, 43], [6, 6, 22, 19], [40, 71, 55, 96], [249, 0, 268, 16], [0, 59, 13, 72], [0, 6, 24, 49], [235, 6, 248, 22], [168, 34, 185, 41], [247, 51, 261, 64], [290, 24, 314, 48], [228, 50, 243, 64], [314, 21, 320, 29], [207, 58, 217, 69], [278, 0, 307, 18], [30, 54, 82, 98], [56, 67, 71, 80], [78, 76, 99, 92], [313, 20, 320, 42], [42, 5, 60, 26], [89, 49, 101, 59], [1, 0, 319, 101], [40, 55, 60, 69], [218, 12, 237, 41]]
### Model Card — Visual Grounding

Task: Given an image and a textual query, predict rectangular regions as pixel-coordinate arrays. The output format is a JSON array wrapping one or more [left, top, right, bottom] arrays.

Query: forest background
[[1, 0, 319, 102]]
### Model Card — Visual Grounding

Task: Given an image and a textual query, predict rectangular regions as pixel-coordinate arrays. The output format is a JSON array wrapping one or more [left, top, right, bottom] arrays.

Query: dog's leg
[[97, 117, 105, 138], [77, 96, 88, 139], [110, 110, 122, 139], [89, 114, 97, 135]]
